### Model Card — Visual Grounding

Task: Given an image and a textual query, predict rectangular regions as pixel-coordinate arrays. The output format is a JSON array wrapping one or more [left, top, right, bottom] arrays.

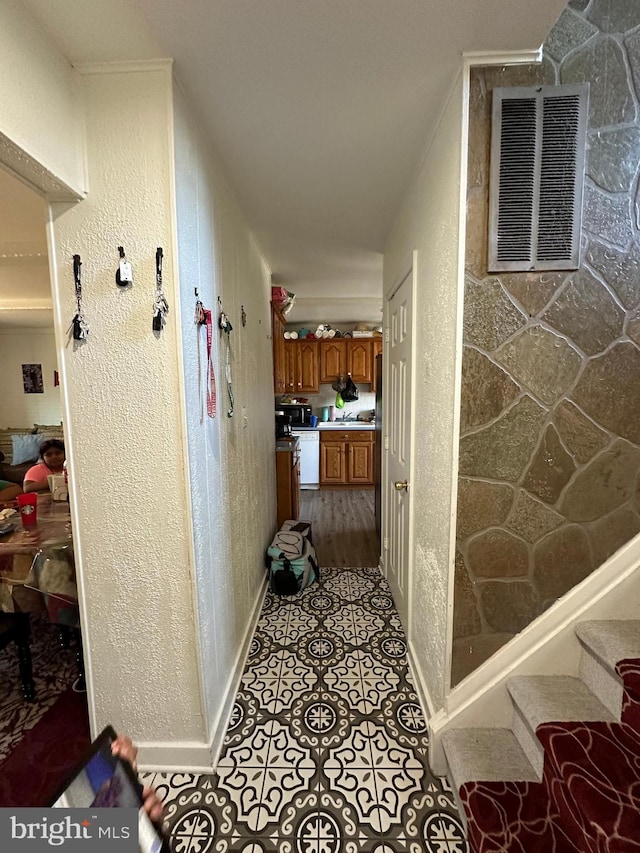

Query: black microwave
[[276, 403, 312, 425]]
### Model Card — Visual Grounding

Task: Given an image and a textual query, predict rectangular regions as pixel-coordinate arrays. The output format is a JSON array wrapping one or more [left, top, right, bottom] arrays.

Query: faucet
[[341, 411, 355, 421]]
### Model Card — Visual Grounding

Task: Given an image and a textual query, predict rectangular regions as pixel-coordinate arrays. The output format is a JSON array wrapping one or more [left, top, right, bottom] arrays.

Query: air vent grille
[[488, 84, 588, 273]]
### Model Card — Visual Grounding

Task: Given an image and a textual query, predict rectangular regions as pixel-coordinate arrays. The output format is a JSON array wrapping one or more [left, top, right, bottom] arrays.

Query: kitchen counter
[[276, 437, 300, 451], [293, 422, 375, 431]]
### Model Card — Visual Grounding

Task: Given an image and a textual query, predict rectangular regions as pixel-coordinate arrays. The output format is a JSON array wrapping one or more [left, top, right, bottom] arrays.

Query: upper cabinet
[[271, 317, 382, 392], [284, 339, 319, 393], [272, 302, 287, 394], [319, 339, 376, 385], [372, 338, 383, 393], [319, 340, 347, 384], [347, 340, 372, 384]]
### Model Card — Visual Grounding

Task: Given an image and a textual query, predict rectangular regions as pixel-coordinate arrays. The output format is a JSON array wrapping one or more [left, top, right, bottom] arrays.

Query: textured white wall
[[0, 0, 85, 194], [383, 74, 464, 713], [0, 329, 62, 426], [172, 85, 276, 740], [50, 64, 205, 757]]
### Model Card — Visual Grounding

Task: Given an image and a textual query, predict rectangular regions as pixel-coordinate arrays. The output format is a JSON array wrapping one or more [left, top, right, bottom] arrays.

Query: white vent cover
[[488, 84, 589, 273]]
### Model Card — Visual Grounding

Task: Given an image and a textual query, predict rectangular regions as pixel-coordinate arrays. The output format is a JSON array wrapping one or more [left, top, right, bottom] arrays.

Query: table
[[0, 494, 83, 698], [0, 495, 74, 611]]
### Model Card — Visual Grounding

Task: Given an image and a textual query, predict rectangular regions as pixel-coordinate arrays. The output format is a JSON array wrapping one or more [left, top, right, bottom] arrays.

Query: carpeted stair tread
[[442, 727, 539, 790], [575, 620, 640, 674], [538, 719, 640, 850], [508, 674, 617, 733]]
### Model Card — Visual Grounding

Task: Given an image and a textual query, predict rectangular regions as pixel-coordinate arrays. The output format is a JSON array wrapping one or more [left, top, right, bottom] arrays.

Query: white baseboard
[[137, 575, 268, 774], [138, 742, 217, 774], [209, 574, 269, 768], [408, 638, 437, 721]]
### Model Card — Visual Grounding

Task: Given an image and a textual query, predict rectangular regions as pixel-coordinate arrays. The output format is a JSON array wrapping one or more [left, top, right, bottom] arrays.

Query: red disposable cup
[[17, 492, 38, 526]]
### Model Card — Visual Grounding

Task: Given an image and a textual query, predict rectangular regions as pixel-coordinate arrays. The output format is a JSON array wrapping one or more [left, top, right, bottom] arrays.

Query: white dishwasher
[[291, 429, 320, 489]]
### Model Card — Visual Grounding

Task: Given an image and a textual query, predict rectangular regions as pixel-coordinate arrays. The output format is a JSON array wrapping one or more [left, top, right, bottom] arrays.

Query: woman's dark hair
[[40, 438, 65, 458]]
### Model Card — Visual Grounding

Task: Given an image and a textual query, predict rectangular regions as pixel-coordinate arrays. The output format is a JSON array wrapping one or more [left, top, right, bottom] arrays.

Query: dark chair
[[0, 612, 35, 701]]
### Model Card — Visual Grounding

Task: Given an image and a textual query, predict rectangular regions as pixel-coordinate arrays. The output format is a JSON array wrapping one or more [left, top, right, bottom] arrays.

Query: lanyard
[[219, 310, 234, 418], [204, 309, 217, 418]]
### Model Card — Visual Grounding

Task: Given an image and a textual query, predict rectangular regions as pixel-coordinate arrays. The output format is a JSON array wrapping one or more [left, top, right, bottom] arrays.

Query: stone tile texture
[[522, 425, 577, 505], [460, 347, 520, 431], [495, 325, 582, 405], [454, 0, 640, 687]]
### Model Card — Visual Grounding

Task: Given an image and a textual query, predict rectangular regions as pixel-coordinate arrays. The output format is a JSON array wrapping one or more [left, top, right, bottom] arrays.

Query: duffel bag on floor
[[266, 530, 318, 596], [280, 519, 313, 544]]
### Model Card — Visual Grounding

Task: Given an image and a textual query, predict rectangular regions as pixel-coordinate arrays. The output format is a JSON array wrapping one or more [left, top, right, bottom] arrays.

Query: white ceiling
[[6, 0, 566, 328]]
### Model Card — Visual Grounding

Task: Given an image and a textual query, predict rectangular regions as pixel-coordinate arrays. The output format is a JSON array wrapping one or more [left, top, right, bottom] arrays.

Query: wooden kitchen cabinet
[[348, 441, 374, 483], [276, 441, 300, 527], [271, 302, 287, 394], [347, 339, 373, 384], [372, 338, 383, 392], [320, 429, 374, 486], [283, 339, 319, 393], [319, 338, 379, 386], [319, 441, 346, 484], [319, 340, 347, 383]]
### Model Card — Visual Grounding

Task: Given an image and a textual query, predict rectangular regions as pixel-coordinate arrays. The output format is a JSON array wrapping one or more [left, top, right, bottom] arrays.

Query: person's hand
[[141, 786, 165, 824], [111, 735, 165, 823], [111, 734, 139, 770]]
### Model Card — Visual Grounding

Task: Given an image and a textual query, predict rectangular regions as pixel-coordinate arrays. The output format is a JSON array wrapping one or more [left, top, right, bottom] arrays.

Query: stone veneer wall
[[453, 0, 640, 685]]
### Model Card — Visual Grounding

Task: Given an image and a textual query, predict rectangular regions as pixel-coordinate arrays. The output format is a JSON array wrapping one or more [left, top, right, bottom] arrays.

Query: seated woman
[[0, 479, 22, 502], [23, 438, 66, 494]]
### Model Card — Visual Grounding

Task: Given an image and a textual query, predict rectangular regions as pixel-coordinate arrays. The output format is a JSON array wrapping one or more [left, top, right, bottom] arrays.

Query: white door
[[384, 260, 414, 634]]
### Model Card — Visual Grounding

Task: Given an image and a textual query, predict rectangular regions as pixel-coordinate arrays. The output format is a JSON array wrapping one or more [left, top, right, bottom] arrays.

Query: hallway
[[141, 566, 467, 852]]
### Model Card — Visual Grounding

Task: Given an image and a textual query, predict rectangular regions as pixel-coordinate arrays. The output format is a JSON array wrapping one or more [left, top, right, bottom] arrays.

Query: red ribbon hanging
[[204, 309, 216, 418]]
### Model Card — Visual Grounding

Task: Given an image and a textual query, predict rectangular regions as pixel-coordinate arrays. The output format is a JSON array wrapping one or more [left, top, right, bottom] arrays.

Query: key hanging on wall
[[115, 245, 133, 287], [152, 247, 169, 332], [70, 254, 89, 341]]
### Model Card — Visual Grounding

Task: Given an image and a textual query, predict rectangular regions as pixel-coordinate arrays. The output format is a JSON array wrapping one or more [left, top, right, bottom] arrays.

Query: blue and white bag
[[265, 525, 318, 596]]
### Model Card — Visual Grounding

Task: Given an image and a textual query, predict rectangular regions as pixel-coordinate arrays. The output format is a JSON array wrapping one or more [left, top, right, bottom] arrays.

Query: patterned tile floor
[[141, 567, 468, 853]]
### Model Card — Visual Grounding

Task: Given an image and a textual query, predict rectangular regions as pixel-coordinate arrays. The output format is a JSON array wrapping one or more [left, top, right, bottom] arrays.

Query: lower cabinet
[[276, 443, 300, 527], [320, 430, 374, 486]]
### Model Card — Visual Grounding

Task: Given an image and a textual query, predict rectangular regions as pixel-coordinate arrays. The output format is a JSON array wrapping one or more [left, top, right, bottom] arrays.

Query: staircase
[[441, 620, 640, 852]]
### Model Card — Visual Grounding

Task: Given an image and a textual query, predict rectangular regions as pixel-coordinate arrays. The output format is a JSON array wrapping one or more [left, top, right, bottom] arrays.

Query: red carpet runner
[[460, 659, 640, 852], [0, 686, 90, 807]]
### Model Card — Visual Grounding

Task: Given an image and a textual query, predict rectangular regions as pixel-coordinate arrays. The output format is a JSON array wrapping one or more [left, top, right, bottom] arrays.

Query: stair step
[[575, 620, 640, 671], [576, 620, 640, 718], [441, 727, 539, 792], [507, 675, 616, 776]]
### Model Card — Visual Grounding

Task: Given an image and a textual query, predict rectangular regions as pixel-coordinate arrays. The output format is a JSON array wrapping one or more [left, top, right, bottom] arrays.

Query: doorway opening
[[0, 167, 89, 802], [299, 488, 379, 568]]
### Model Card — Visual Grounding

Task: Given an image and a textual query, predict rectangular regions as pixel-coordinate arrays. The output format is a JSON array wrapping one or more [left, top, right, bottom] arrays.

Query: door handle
[[394, 480, 409, 491]]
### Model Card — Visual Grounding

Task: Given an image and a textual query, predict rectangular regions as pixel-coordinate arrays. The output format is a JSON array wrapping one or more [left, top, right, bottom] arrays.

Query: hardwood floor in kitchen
[[299, 488, 380, 567]]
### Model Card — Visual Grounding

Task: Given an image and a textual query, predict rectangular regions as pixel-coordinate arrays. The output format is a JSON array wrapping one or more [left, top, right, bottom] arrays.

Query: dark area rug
[[0, 612, 78, 762], [0, 688, 91, 807], [0, 686, 90, 806]]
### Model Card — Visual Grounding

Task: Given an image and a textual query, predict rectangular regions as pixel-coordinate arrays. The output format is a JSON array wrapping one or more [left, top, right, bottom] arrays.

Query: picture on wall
[[22, 363, 44, 394]]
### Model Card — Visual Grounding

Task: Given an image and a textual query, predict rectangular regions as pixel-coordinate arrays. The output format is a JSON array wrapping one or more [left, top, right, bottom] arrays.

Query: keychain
[[152, 247, 169, 332], [116, 246, 133, 287], [70, 254, 89, 341], [194, 288, 206, 326]]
